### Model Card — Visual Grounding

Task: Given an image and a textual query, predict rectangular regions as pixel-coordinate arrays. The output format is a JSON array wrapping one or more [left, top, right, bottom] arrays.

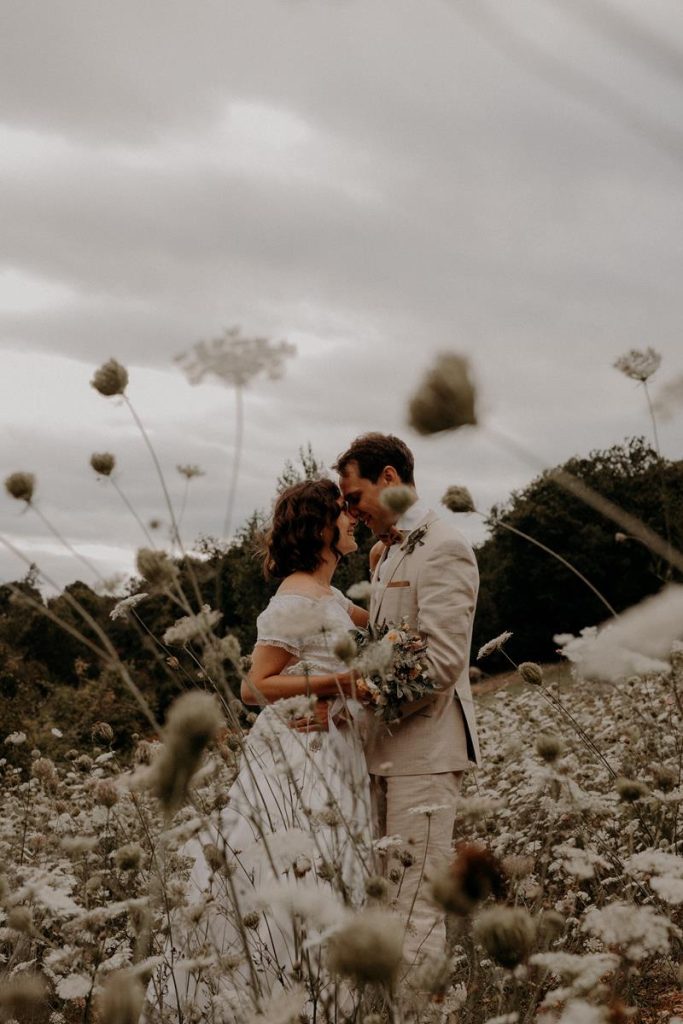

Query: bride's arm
[[348, 603, 369, 628], [240, 643, 355, 706]]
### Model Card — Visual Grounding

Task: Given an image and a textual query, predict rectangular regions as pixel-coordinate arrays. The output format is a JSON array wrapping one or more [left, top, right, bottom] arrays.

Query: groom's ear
[[382, 465, 401, 485]]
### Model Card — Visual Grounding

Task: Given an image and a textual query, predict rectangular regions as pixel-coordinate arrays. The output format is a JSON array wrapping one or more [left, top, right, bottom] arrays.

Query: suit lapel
[[371, 511, 437, 626]]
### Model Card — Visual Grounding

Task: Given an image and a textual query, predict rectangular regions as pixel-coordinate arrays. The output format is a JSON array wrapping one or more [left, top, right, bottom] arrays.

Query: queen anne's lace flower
[[176, 327, 296, 388], [614, 346, 661, 382], [163, 605, 222, 645], [109, 593, 148, 621], [478, 631, 513, 660], [582, 901, 679, 961]]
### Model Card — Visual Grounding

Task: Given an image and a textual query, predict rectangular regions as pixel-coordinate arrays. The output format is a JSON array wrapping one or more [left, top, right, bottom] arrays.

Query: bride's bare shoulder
[[276, 573, 319, 598]]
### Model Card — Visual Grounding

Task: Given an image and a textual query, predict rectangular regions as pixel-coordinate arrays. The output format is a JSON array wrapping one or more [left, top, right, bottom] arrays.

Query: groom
[[335, 432, 480, 965]]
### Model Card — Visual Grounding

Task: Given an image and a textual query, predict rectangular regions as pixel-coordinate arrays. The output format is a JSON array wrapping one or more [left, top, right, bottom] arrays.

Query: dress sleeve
[[254, 600, 302, 658], [331, 586, 353, 613]]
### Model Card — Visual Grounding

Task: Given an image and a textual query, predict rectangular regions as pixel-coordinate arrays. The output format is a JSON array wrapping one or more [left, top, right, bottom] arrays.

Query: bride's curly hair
[[264, 479, 343, 579]]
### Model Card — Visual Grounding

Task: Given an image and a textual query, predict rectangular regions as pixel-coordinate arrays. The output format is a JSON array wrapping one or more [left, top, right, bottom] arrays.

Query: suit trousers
[[370, 771, 462, 967]]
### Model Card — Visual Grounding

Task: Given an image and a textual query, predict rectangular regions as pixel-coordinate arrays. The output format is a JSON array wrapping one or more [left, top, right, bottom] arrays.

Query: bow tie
[[384, 526, 408, 548]]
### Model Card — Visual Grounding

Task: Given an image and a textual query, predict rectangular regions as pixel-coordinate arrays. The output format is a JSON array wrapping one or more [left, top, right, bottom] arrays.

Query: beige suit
[[367, 509, 479, 966]]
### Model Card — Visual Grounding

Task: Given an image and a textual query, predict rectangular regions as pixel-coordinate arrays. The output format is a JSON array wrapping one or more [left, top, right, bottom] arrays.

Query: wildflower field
[[1, 346, 683, 1023]]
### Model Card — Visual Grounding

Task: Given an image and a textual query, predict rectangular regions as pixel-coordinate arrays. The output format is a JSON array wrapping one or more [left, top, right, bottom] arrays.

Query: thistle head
[[518, 661, 543, 686], [5, 472, 35, 503], [145, 690, 222, 816], [379, 485, 417, 515], [326, 909, 403, 984], [431, 842, 506, 916], [407, 352, 477, 435], [441, 485, 475, 513], [615, 777, 649, 803], [535, 732, 563, 764], [473, 906, 537, 969], [90, 452, 116, 476], [91, 358, 129, 396]]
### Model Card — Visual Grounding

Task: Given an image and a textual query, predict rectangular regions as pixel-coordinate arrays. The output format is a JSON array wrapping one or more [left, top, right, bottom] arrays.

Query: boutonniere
[[401, 524, 428, 556]]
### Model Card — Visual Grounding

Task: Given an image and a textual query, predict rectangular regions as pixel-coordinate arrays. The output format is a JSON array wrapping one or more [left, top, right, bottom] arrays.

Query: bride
[[144, 479, 374, 1023]]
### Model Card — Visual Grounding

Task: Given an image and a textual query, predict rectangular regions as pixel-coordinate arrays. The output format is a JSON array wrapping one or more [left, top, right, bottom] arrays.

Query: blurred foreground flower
[[441, 485, 475, 513], [97, 969, 144, 1024], [407, 352, 477, 435], [91, 358, 129, 396], [144, 690, 222, 815], [379, 484, 417, 515], [346, 580, 372, 603], [555, 585, 683, 682], [135, 548, 179, 591], [614, 347, 661, 383], [0, 972, 48, 1021], [90, 452, 116, 476], [518, 661, 543, 686], [4, 471, 35, 503], [163, 604, 222, 645], [473, 906, 536, 968], [326, 909, 403, 984], [431, 842, 506, 915], [653, 371, 683, 421]]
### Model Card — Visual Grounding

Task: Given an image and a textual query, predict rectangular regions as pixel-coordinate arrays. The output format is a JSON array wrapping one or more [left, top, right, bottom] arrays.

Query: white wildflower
[[582, 901, 679, 961], [4, 731, 27, 745], [256, 879, 346, 931], [483, 1015, 519, 1024], [556, 1000, 607, 1024], [176, 327, 296, 388], [51, 728, 63, 738], [530, 951, 618, 994], [245, 985, 307, 1024], [555, 585, 683, 682], [163, 604, 222, 645], [478, 631, 513, 660], [373, 834, 404, 852], [551, 843, 610, 881], [614, 346, 661, 382], [346, 580, 372, 602], [56, 974, 92, 1000], [650, 876, 683, 904], [110, 593, 148, 621], [270, 695, 318, 722]]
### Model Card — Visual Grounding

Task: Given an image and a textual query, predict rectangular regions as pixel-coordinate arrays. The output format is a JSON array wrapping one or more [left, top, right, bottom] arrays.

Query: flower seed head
[[364, 875, 389, 901], [135, 548, 179, 590], [0, 972, 48, 1020], [94, 779, 119, 808], [408, 352, 477, 435], [431, 842, 506, 916], [519, 662, 544, 686], [92, 721, 114, 743], [333, 633, 357, 665], [327, 910, 403, 983], [114, 843, 144, 872], [97, 970, 144, 1024], [615, 777, 649, 803], [535, 733, 563, 764], [379, 485, 417, 515], [145, 690, 222, 815], [91, 358, 129, 396], [90, 452, 116, 476], [176, 463, 205, 479], [5, 471, 35, 503], [441, 485, 475, 514], [473, 906, 537, 968]]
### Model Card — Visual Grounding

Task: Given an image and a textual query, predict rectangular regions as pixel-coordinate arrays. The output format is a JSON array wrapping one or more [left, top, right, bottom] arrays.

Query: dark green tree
[[473, 438, 683, 669]]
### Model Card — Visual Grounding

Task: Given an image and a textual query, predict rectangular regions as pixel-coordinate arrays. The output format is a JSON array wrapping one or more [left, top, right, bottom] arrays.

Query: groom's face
[[339, 461, 397, 539]]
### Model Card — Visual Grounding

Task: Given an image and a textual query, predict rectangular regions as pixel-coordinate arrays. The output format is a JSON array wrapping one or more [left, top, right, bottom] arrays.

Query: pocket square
[[386, 580, 410, 589]]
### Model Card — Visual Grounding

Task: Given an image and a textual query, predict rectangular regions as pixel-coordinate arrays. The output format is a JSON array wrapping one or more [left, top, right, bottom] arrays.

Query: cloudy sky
[[2, 0, 682, 592]]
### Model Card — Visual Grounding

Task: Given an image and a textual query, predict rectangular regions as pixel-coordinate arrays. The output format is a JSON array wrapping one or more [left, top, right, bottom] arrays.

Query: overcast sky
[[2, 0, 682, 593]]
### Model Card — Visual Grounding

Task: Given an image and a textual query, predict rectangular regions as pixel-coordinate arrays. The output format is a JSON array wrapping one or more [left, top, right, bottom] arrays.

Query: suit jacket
[[366, 510, 480, 776]]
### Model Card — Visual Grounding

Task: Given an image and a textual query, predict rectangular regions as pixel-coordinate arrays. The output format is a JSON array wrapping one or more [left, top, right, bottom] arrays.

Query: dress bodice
[[255, 587, 354, 676]]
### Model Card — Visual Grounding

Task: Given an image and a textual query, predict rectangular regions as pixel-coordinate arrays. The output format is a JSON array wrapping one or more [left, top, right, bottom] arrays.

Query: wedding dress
[[144, 589, 373, 1023]]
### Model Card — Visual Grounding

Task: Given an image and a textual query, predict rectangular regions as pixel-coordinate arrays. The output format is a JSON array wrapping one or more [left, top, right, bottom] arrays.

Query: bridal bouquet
[[352, 621, 439, 723]]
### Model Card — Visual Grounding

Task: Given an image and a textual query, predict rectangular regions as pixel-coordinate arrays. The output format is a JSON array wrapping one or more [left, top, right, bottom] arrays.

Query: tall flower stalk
[[175, 327, 296, 540]]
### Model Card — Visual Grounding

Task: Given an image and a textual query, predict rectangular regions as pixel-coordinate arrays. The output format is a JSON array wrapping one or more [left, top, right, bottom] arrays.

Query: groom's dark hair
[[334, 433, 415, 485]]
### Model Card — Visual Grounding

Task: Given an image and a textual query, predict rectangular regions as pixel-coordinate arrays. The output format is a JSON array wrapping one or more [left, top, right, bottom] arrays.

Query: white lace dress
[[145, 589, 373, 1023]]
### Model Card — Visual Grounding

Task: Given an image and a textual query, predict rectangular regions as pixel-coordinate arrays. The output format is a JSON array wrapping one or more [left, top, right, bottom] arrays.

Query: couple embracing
[[149, 432, 480, 1019]]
